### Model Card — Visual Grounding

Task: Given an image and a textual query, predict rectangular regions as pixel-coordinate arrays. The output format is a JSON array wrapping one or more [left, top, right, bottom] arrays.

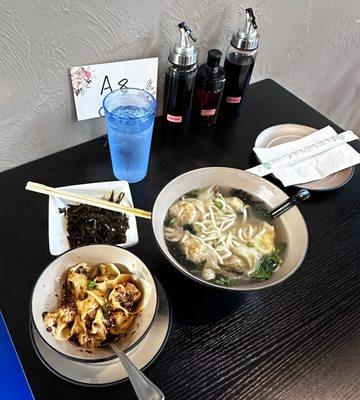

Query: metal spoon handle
[[267, 189, 310, 220], [110, 343, 164, 400]]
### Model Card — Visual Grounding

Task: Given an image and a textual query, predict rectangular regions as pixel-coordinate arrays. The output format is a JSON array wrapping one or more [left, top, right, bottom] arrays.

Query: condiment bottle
[[219, 8, 259, 117], [192, 49, 226, 127], [163, 22, 198, 134]]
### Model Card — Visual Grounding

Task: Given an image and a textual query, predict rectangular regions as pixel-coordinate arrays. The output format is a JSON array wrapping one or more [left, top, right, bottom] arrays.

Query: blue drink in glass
[[103, 88, 156, 183]]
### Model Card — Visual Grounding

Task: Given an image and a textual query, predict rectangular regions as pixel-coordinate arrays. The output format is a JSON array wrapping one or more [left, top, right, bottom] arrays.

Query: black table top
[[1, 79, 360, 400]]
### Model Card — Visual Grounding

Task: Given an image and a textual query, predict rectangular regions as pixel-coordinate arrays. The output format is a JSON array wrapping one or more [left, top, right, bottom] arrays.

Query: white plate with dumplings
[[30, 278, 171, 387], [30, 245, 158, 363]]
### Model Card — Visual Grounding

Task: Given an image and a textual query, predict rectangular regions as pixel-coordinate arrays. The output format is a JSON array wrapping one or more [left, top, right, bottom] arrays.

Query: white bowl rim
[[152, 166, 309, 291], [29, 244, 159, 363]]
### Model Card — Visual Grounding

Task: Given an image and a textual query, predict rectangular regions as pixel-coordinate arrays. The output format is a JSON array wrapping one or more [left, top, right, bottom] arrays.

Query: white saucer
[[30, 279, 171, 387], [254, 124, 355, 191]]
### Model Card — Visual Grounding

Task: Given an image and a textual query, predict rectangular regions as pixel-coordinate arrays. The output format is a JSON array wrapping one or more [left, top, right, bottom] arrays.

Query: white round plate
[[254, 124, 354, 191], [30, 279, 171, 387]]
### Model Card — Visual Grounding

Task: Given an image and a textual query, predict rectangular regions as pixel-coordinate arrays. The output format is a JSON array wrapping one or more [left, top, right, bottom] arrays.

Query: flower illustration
[[70, 66, 93, 97]]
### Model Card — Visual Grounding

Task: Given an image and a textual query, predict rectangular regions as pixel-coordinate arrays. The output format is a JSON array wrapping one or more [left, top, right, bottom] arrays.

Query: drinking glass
[[103, 88, 156, 183]]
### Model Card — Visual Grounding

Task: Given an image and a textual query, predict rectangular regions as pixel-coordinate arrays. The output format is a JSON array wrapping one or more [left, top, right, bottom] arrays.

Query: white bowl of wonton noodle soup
[[30, 245, 158, 363], [152, 167, 308, 291]]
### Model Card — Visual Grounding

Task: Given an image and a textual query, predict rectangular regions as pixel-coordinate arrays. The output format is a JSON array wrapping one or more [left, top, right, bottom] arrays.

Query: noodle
[[164, 186, 284, 286]]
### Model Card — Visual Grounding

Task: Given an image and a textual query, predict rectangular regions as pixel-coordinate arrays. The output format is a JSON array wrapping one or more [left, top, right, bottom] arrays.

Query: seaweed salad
[[60, 191, 129, 248]]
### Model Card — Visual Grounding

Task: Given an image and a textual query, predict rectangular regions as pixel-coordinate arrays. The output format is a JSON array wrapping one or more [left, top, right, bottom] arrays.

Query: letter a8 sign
[[70, 58, 158, 121]]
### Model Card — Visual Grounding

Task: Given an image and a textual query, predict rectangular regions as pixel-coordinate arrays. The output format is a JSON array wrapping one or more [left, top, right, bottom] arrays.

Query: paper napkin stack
[[252, 126, 360, 187]]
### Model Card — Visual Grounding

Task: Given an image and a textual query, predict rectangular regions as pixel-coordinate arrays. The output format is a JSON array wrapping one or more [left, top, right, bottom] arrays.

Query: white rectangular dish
[[48, 181, 138, 255]]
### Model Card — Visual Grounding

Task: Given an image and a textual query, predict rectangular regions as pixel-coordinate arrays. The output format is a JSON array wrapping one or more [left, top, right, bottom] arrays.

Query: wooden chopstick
[[25, 181, 152, 220]]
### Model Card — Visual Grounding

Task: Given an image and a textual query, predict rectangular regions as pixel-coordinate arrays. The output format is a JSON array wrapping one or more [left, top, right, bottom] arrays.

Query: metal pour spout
[[169, 22, 198, 66], [178, 22, 197, 45], [231, 7, 259, 51], [244, 8, 257, 34]]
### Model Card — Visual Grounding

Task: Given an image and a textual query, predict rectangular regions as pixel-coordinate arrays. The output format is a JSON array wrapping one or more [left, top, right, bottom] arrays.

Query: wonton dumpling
[[231, 243, 262, 275], [203, 253, 219, 270], [222, 255, 246, 273], [202, 267, 216, 281], [169, 200, 198, 226], [70, 315, 97, 347], [224, 197, 245, 213], [87, 289, 107, 306], [67, 263, 90, 300], [109, 274, 152, 314], [179, 232, 208, 265], [249, 222, 275, 255], [70, 315, 86, 337], [197, 185, 226, 208], [164, 226, 185, 242], [71, 314, 103, 347], [91, 308, 108, 343], [197, 186, 216, 202], [185, 198, 206, 214], [98, 263, 121, 278], [43, 306, 75, 341], [94, 263, 121, 291], [76, 296, 99, 321], [109, 282, 141, 313], [109, 311, 135, 335]]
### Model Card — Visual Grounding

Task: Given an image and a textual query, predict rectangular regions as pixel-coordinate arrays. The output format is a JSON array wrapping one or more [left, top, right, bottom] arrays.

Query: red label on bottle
[[226, 96, 242, 104], [200, 109, 216, 117], [167, 114, 182, 123]]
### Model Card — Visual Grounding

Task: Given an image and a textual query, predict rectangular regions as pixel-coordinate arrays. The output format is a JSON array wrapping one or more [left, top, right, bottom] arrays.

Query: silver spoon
[[267, 189, 310, 220], [109, 342, 165, 400]]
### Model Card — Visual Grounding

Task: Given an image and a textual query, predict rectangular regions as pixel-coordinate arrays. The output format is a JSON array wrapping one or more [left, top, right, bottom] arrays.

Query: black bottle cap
[[207, 49, 222, 67]]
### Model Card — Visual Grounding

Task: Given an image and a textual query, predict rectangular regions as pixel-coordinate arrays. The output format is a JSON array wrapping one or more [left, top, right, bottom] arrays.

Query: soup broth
[[163, 186, 287, 287]]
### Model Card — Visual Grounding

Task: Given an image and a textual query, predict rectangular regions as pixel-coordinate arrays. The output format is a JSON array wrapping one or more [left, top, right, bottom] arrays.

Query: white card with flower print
[[70, 57, 158, 121]]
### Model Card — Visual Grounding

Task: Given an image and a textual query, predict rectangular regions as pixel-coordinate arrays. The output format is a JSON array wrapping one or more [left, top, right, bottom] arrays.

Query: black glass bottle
[[220, 8, 259, 117], [192, 49, 226, 127], [163, 22, 197, 135], [164, 64, 197, 134]]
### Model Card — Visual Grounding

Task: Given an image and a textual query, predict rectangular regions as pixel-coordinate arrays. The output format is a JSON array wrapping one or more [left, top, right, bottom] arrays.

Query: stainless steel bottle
[[163, 22, 198, 134], [220, 8, 259, 117]]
